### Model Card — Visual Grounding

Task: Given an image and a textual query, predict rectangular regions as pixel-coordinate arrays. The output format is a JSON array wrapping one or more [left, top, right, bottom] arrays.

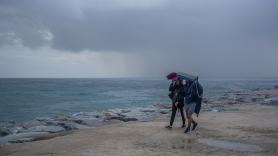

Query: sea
[[0, 78, 277, 122]]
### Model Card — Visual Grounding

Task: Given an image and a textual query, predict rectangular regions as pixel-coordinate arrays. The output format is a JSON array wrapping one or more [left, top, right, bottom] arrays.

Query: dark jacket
[[184, 81, 203, 115], [168, 82, 175, 99], [172, 84, 184, 107]]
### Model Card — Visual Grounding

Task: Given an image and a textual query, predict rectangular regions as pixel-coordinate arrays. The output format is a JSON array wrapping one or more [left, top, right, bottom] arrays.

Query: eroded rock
[[0, 127, 11, 136], [26, 125, 65, 133], [0, 132, 48, 144]]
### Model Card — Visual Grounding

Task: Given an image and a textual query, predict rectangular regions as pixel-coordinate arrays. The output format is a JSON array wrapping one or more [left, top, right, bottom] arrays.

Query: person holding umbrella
[[168, 80, 176, 100], [166, 72, 203, 132], [165, 79, 186, 129]]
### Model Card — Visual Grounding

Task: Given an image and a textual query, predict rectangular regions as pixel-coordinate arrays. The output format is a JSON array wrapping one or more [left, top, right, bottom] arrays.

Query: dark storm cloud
[[0, 0, 278, 78], [1, 0, 277, 53]]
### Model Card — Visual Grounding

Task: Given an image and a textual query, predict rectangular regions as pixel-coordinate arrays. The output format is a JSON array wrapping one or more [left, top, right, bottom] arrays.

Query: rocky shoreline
[[0, 87, 278, 156], [1, 86, 278, 144]]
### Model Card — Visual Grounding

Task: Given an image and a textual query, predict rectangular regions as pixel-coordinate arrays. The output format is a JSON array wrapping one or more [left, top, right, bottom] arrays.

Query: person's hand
[[175, 102, 178, 108]]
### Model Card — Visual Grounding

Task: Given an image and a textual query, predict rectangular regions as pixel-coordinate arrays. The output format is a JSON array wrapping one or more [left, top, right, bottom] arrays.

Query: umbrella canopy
[[166, 72, 197, 81], [166, 72, 178, 80], [177, 72, 198, 81]]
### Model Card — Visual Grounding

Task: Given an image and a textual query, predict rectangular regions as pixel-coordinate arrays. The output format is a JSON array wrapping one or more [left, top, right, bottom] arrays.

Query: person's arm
[[169, 83, 173, 92], [169, 82, 175, 92]]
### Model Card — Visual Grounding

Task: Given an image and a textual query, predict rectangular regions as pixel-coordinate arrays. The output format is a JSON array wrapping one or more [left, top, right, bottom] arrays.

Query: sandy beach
[[1, 88, 278, 156]]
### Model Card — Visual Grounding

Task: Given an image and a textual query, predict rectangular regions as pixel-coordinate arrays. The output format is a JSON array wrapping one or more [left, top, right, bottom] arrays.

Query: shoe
[[181, 124, 186, 128], [192, 123, 198, 131], [184, 127, 190, 133], [165, 125, 172, 129]]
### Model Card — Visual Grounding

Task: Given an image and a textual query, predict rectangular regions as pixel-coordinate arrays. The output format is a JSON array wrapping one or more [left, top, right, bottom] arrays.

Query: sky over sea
[[0, 0, 277, 78]]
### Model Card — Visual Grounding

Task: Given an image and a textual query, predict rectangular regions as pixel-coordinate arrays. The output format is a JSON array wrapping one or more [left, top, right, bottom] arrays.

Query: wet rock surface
[[0, 106, 164, 144], [262, 97, 278, 106], [25, 125, 65, 133], [0, 132, 48, 144], [0, 127, 11, 136]]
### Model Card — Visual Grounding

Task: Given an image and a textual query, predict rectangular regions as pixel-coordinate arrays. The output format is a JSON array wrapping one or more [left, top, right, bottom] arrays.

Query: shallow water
[[198, 138, 263, 152]]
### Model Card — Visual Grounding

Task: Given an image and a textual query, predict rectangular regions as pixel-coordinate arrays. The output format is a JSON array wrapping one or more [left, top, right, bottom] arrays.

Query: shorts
[[185, 102, 196, 113]]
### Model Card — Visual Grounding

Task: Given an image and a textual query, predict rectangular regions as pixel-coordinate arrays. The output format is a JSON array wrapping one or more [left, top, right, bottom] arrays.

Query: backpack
[[190, 81, 203, 116]]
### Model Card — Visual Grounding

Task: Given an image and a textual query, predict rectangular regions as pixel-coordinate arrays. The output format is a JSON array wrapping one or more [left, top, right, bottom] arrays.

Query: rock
[[262, 97, 278, 106], [9, 138, 34, 143], [218, 96, 229, 100], [26, 125, 65, 133], [22, 120, 44, 129], [104, 112, 114, 117], [40, 119, 90, 130], [0, 127, 11, 136], [153, 104, 171, 109], [235, 97, 246, 103], [121, 110, 131, 113], [10, 126, 25, 134], [95, 115, 101, 118], [36, 117, 53, 122], [69, 119, 83, 124], [43, 120, 60, 126], [274, 85, 278, 89], [104, 112, 125, 119], [55, 113, 70, 121], [140, 109, 156, 113], [160, 109, 170, 114], [57, 121, 88, 130], [251, 97, 264, 103], [0, 132, 48, 144], [203, 99, 209, 103], [106, 116, 138, 122], [80, 119, 103, 127], [122, 118, 138, 122], [226, 101, 236, 105], [0, 121, 16, 130]]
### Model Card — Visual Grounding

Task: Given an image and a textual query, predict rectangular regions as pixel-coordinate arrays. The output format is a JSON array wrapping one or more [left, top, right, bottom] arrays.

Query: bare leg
[[187, 112, 193, 128], [184, 112, 193, 133], [191, 117, 198, 131]]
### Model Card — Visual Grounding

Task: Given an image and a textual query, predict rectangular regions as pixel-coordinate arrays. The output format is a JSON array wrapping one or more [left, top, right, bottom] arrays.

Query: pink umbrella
[[166, 72, 178, 80]]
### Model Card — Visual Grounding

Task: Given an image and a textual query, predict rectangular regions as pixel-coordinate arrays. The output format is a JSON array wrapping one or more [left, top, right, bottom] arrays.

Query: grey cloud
[[0, 0, 277, 53], [0, 0, 278, 78]]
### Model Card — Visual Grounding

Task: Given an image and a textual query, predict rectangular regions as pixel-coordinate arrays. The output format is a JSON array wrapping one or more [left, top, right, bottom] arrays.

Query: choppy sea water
[[0, 78, 277, 122]]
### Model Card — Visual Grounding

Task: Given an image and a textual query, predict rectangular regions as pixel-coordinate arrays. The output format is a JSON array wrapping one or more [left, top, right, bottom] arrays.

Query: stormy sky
[[0, 0, 277, 78]]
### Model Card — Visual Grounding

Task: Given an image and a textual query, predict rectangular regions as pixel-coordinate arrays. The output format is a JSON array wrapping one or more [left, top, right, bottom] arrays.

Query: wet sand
[[1, 89, 278, 156]]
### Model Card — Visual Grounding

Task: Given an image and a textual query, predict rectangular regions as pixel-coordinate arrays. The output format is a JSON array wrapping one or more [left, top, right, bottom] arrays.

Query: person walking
[[168, 80, 176, 100], [166, 79, 186, 129], [184, 79, 203, 133]]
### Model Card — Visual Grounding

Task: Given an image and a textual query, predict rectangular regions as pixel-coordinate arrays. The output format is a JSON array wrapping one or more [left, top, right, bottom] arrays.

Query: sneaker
[[165, 125, 172, 129], [181, 124, 186, 128], [192, 123, 198, 131], [184, 127, 190, 133]]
